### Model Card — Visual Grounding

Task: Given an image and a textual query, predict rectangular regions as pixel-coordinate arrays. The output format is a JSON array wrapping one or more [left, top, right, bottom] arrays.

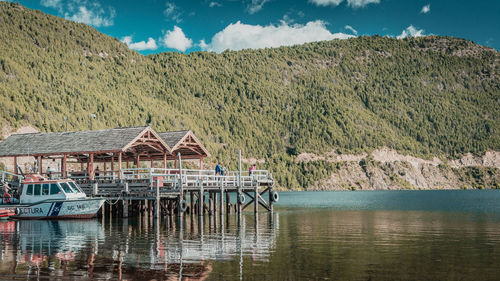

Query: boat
[[0, 175, 105, 219]]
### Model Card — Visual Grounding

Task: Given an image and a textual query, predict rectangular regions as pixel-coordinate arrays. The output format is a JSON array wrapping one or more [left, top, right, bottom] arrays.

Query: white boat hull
[[0, 198, 105, 219]]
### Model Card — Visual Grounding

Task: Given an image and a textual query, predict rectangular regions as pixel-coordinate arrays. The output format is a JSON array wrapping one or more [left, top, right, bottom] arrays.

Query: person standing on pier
[[249, 164, 256, 176], [215, 163, 221, 175], [221, 163, 226, 176]]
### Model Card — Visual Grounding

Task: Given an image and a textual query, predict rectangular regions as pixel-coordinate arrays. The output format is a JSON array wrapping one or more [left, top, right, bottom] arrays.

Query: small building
[[0, 126, 209, 180]]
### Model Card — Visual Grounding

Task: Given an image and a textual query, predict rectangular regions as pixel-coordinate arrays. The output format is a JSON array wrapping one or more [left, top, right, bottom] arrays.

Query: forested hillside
[[1, 2, 499, 189]]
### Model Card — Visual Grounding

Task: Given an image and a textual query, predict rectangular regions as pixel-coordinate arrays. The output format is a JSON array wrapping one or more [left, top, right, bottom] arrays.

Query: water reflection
[[0, 213, 279, 280]]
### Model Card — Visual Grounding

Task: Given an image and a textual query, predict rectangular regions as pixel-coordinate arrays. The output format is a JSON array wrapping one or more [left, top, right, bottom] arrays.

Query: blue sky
[[11, 0, 500, 54]]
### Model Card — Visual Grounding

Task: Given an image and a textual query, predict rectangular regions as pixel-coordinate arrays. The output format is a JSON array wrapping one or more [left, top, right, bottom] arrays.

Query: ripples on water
[[1, 190, 500, 280]]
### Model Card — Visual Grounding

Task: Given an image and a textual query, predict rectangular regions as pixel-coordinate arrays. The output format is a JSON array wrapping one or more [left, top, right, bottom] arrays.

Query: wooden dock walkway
[[73, 168, 277, 218]]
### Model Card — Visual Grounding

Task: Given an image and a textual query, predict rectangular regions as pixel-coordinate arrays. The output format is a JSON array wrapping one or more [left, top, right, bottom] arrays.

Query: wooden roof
[[159, 130, 190, 148], [158, 130, 210, 158], [0, 126, 171, 157]]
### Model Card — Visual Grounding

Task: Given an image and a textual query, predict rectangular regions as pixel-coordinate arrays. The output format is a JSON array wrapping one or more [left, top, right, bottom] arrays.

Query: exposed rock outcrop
[[297, 148, 500, 190]]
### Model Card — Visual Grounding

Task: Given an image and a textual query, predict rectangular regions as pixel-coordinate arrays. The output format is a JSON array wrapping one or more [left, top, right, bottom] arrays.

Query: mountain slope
[[0, 2, 499, 189]]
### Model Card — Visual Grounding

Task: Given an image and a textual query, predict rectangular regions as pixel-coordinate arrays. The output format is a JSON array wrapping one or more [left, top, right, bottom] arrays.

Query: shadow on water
[[0, 212, 278, 280]]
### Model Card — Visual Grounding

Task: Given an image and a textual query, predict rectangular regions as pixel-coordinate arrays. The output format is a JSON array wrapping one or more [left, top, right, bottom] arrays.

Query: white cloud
[[397, 25, 425, 39], [162, 26, 193, 51], [421, 4, 430, 14], [164, 2, 183, 23], [40, 0, 62, 9], [309, 0, 380, 8], [121, 36, 158, 51], [247, 0, 270, 14], [198, 39, 208, 49], [344, 25, 358, 35], [209, 2, 222, 8], [309, 0, 343, 7], [346, 0, 380, 8], [41, 0, 117, 27], [65, 5, 116, 27], [201, 21, 354, 53]]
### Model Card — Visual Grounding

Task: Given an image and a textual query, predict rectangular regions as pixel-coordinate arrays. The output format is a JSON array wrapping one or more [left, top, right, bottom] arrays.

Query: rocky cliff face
[[298, 148, 500, 190]]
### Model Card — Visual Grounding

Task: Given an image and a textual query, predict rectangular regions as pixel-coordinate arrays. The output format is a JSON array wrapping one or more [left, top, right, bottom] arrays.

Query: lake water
[[2, 190, 500, 280]]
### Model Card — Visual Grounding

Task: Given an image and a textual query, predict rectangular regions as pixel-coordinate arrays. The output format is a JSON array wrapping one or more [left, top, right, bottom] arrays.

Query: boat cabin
[[20, 176, 86, 204]]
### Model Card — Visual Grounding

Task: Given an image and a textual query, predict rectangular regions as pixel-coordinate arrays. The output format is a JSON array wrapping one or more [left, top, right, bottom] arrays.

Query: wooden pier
[[0, 126, 277, 218], [73, 166, 276, 218]]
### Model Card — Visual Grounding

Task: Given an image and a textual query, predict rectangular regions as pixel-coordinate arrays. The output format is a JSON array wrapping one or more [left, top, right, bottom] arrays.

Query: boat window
[[50, 183, 61, 195], [34, 184, 41, 196], [59, 182, 74, 193], [42, 184, 50, 195], [68, 181, 82, 193], [26, 184, 33, 195]]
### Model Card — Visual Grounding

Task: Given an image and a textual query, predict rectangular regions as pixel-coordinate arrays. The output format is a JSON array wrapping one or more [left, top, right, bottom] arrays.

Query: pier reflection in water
[[0, 213, 278, 280]]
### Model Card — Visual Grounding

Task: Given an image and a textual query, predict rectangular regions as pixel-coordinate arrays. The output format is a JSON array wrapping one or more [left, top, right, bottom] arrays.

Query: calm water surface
[[2, 190, 500, 280]]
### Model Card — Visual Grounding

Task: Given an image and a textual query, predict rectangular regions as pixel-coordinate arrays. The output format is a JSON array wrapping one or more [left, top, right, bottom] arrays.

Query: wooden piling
[[269, 187, 274, 213], [198, 189, 203, 216], [122, 200, 128, 218], [254, 185, 258, 215], [154, 179, 160, 218], [219, 186, 224, 215], [190, 192, 194, 215]]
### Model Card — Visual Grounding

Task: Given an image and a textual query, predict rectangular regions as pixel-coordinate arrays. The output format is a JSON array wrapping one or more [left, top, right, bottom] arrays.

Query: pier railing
[[119, 168, 272, 191]]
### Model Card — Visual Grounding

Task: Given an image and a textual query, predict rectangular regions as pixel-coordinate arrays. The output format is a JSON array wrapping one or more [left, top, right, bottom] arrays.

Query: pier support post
[[122, 200, 128, 218], [169, 200, 174, 217], [198, 188, 204, 216], [269, 187, 274, 213], [208, 192, 213, 216], [155, 179, 160, 218], [190, 192, 194, 215], [92, 182, 98, 196], [254, 185, 258, 215], [219, 186, 224, 216], [212, 191, 217, 214], [226, 192, 230, 214]]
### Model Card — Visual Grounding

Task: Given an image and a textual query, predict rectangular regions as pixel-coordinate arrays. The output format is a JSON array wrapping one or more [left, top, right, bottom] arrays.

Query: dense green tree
[[0, 3, 499, 189]]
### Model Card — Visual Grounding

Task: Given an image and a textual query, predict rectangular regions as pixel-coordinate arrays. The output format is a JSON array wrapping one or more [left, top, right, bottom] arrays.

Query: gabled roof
[[158, 130, 210, 158], [0, 126, 171, 157], [158, 130, 190, 148]]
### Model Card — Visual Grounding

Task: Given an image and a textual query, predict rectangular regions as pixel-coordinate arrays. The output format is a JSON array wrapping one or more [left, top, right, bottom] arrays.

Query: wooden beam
[[118, 152, 122, 180], [89, 153, 94, 180], [135, 155, 140, 179], [111, 154, 114, 176], [13, 156, 18, 175], [62, 154, 67, 178], [163, 153, 167, 169], [199, 158, 203, 169], [38, 155, 42, 175]]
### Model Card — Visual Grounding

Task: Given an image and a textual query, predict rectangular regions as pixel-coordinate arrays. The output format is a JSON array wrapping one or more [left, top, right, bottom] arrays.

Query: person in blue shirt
[[215, 163, 221, 175]]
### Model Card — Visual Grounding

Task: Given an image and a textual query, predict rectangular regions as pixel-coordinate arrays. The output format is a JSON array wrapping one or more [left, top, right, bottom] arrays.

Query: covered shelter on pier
[[0, 126, 209, 180], [158, 130, 210, 169]]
